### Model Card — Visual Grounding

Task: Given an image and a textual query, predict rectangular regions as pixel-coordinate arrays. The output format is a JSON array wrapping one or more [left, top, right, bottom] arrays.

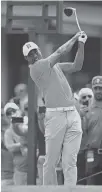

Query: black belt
[[86, 148, 102, 155], [97, 149, 102, 154]]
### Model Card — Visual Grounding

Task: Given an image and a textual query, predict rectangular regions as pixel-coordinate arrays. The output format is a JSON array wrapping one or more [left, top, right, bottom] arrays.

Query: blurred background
[[1, 1, 102, 105]]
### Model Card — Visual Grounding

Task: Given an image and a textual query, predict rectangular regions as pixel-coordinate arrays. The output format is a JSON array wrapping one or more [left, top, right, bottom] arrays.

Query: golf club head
[[64, 7, 76, 17]]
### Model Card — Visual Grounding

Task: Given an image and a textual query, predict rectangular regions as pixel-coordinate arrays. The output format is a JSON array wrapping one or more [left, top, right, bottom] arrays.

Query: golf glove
[[78, 32, 87, 44]]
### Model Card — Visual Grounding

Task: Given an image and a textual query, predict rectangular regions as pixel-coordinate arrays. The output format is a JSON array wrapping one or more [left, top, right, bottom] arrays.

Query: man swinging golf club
[[23, 30, 87, 185]]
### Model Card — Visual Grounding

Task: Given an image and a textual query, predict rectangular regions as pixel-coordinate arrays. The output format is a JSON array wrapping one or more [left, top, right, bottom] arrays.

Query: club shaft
[[74, 11, 82, 32]]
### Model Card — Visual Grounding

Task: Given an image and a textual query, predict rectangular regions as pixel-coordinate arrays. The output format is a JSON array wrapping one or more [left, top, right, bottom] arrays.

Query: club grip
[[81, 35, 85, 38]]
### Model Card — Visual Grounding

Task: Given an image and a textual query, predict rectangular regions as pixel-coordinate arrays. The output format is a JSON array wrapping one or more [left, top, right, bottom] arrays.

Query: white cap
[[4, 102, 19, 114], [22, 42, 39, 56]]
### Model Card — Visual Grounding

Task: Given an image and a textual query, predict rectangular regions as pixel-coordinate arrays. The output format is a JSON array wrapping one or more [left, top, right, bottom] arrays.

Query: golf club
[[64, 7, 82, 33]]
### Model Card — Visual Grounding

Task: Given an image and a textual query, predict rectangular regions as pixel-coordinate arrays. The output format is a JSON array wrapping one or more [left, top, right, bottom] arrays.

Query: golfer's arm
[[47, 35, 78, 68], [59, 42, 84, 73]]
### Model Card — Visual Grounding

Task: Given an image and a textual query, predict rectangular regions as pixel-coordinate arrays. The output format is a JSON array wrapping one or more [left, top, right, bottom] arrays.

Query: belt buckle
[[87, 150, 94, 162], [98, 149, 102, 154]]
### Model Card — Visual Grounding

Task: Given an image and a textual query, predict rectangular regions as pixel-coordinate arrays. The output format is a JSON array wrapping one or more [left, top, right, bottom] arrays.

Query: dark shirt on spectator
[[85, 101, 102, 149]]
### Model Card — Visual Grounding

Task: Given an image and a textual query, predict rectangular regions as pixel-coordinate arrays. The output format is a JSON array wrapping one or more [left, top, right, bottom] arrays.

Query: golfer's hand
[[78, 31, 87, 44], [73, 31, 83, 41]]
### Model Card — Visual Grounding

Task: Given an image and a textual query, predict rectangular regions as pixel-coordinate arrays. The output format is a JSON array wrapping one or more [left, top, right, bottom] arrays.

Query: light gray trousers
[[13, 170, 27, 185], [43, 108, 82, 185]]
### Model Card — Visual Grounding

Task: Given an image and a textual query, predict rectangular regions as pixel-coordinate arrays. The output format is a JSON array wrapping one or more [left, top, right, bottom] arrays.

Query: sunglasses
[[82, 95, 92, 100]]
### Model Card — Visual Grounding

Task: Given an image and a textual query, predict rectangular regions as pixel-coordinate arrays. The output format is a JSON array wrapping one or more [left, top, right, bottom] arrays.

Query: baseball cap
[[23, 42, 39, 56], [92, 76, 102, 88], [4, 102, 19, 115]]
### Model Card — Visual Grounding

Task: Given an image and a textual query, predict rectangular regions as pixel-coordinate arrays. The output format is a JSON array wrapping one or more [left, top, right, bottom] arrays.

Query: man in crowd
[[77, 88, 94, 185], [11, 98, 29, 158], [1, 112, 14, 186], [10, 83, 28, 111], [4, 102, 28, 185], [84, 76, 102, 185], [10, 98, 43, 184], [22, 31, 87, 185]]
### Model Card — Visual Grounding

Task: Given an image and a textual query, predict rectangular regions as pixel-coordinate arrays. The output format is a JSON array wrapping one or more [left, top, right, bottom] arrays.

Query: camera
[[12, 117, 24, 123]]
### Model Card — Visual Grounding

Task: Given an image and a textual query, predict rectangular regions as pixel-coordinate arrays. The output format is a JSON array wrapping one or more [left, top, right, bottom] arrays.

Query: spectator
[[79, 88, 94, 116], [84, 76, 102, 185], [4, 102, 28, 185], [10, 83, 28, 111], [77, 88, 94, 185], [13, 99, 28, 158], [1, 116, 14, 186], [11, 99, 39, 184]]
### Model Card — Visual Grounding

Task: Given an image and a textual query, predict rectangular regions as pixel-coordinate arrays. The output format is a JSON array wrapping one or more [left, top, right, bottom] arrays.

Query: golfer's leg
[[43, 112, 67, 185], [62, 110, 82, 185]]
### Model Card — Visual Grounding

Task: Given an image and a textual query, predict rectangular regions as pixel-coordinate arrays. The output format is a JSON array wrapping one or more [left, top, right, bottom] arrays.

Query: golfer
[[23, 31, 87, 185]]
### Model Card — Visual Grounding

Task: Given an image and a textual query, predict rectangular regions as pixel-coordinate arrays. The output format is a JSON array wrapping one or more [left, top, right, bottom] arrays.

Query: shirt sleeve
[[29, 59, 52, 89]]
